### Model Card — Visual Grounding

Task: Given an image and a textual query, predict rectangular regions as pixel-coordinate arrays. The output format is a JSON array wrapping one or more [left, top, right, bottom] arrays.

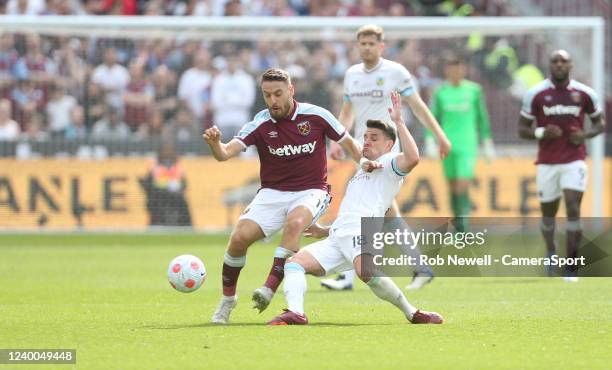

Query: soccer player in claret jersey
[[268, 92, 443, 325], [518, 50, 605, 282], [203, 68, 362, 324], [323, 24, 451, 291]]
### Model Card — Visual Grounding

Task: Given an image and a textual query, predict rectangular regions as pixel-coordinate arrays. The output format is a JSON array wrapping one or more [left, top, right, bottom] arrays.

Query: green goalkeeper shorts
[[442, 150, 477, 180]]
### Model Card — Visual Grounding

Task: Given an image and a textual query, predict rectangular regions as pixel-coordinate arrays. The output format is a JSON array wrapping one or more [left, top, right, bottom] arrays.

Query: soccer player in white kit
[[268, 92, 443, 325], [323, 24, 451, 291]]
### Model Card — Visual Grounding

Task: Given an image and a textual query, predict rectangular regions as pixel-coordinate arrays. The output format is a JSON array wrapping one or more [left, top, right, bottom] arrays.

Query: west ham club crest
[[571, 91, 582, 103], [297, 121, 311, 136]]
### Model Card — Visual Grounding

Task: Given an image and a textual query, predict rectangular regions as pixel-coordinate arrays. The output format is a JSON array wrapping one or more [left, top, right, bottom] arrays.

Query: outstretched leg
[[355, 254, 442, 324], [267, 249, 326, 326]]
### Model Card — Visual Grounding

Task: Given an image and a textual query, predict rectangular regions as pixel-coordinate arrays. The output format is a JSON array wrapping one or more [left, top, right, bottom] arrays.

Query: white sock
[[283, 262, 307, 315], [341, 269, 356, 285], [367, 276, 417, 320]]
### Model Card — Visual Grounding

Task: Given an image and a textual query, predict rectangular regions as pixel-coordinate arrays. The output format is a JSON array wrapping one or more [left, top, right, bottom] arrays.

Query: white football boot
[[252, 286, 274, 313], [211, 295, 238, 324]]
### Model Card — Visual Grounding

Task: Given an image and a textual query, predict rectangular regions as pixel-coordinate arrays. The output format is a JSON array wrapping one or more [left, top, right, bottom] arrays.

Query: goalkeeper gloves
[[481, 138, 496, 162]]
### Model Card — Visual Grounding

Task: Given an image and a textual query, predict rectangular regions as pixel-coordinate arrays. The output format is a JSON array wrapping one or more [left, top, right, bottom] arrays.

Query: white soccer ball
[[167, 255, 206, 293]]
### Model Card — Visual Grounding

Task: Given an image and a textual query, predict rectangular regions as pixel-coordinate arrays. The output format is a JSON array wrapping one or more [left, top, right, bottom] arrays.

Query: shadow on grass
[[471, 278, 549, 284], [142, 322, 392, 329]]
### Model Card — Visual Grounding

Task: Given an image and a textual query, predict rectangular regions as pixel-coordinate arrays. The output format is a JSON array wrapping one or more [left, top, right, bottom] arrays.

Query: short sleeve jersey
[[343, 58, 416, 143], [521, 79, 602, 164], [331, 152, 407, 236], [235, 101, 348, 192]]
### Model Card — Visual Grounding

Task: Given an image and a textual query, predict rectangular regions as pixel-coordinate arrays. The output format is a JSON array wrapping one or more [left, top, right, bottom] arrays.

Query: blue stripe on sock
[[274, 246, 294, 258], [284, 262, 305, 273]]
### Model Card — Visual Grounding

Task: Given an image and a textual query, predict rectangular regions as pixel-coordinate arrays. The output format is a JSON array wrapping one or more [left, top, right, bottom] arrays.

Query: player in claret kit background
[[518, 49, 606, 281], [203, 68, 362, 324]]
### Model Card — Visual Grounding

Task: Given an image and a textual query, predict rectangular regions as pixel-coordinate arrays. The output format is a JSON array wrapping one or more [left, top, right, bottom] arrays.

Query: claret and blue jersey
[[235, 100, 347, 192]]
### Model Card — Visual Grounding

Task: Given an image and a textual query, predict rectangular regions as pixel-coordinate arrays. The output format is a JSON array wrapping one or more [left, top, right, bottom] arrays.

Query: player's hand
[[424, 136, 438, 159], [304, 223, 329, 239], [437, 135, 451, 160], [203, 125, 222, 144], [387, 91, 403, 123], [329, 140, 346, 160], [361, 159, 383, 173], [482, 138, 496, 163], [569, 128, 585, 145], [543, 124, 562, 139]]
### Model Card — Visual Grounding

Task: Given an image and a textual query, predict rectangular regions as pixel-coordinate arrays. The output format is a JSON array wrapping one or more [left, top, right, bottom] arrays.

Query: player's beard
[[551, 71, 569, 84], [269, 100, 292, 120]]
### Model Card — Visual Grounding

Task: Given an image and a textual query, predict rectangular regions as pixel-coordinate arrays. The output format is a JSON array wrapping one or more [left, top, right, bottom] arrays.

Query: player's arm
[[202, 126, 243, 161], [518, 116, 562, 140], [338, 99, 356, 133], [404, 91, 451, 159], [422, 88, 441, 159], [476, 86, 496, 160], [330, 100, 356, 160], [339, 134, 362, 163], [569, 114, 606, 145], [390, 92, 419, 173], [304, 223, 330, 238]]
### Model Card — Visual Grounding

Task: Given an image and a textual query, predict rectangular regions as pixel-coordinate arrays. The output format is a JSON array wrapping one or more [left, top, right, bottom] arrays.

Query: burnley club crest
[[297, 121, 311, 136]]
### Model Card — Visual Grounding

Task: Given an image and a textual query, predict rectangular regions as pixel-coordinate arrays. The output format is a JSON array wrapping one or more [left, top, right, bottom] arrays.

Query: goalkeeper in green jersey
[[425, 54, 495, 231]]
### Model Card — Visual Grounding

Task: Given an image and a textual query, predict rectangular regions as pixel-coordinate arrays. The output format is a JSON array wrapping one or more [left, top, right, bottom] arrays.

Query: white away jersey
[[343, 58, 416, 143], [331, 152, 406, 236]]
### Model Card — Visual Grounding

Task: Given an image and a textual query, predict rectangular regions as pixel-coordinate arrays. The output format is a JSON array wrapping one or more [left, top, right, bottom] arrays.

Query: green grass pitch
[[1, 234, 610, 370]]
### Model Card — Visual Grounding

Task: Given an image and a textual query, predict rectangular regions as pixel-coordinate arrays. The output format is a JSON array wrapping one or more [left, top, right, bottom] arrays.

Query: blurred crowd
[[0, 27, 547, 147], [0, 0, 495, 17]]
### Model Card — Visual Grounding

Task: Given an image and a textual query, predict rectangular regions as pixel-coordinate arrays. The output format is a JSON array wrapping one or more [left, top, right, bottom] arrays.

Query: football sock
[[383, 217, 433, 276], [367, 276, 417, 320], [222, 252, 246, 297], [264, 246, 295, 293], [540, 218, 556, 254], [566, 220, 582, 277], [452, 192, 470, 232], [283, 262, 307, 315]]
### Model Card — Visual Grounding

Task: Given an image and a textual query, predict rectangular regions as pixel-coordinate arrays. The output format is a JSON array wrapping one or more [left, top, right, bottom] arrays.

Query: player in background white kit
[[323, 24, 451, 291], [268, 92, 443, 325]]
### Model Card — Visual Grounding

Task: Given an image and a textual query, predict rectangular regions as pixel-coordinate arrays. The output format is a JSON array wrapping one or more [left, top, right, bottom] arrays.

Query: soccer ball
[[167, 255, 206, 293]]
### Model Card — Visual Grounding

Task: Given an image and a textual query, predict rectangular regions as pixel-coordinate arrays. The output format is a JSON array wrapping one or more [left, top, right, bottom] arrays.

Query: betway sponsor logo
[[543, 105, 581, 117], [268, 141, 317, 157]]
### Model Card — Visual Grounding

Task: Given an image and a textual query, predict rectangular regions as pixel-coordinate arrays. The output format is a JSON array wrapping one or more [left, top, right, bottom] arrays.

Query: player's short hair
[[260, 68, 292, 84], [443, 53, 464, 66], [356, 24, 384, 41], [366, 119, 396, 143], [549, 49, 572, 62]]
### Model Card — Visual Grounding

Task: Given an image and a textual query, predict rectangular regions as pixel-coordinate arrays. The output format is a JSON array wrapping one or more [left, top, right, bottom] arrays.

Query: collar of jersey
[[269, 100, 299, 123], [363, 59, 384, 73], [549, 78, 571, 90]]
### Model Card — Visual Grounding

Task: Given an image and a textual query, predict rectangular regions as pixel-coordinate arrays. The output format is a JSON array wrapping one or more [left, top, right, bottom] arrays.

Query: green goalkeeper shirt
[[427, 80, 492, 153]]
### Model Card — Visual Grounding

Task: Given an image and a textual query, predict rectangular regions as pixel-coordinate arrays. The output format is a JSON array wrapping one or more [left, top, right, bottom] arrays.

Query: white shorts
[[536, 160, 588, 202], [302, 232, 361, 275], [239, 188, 330, 238]]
